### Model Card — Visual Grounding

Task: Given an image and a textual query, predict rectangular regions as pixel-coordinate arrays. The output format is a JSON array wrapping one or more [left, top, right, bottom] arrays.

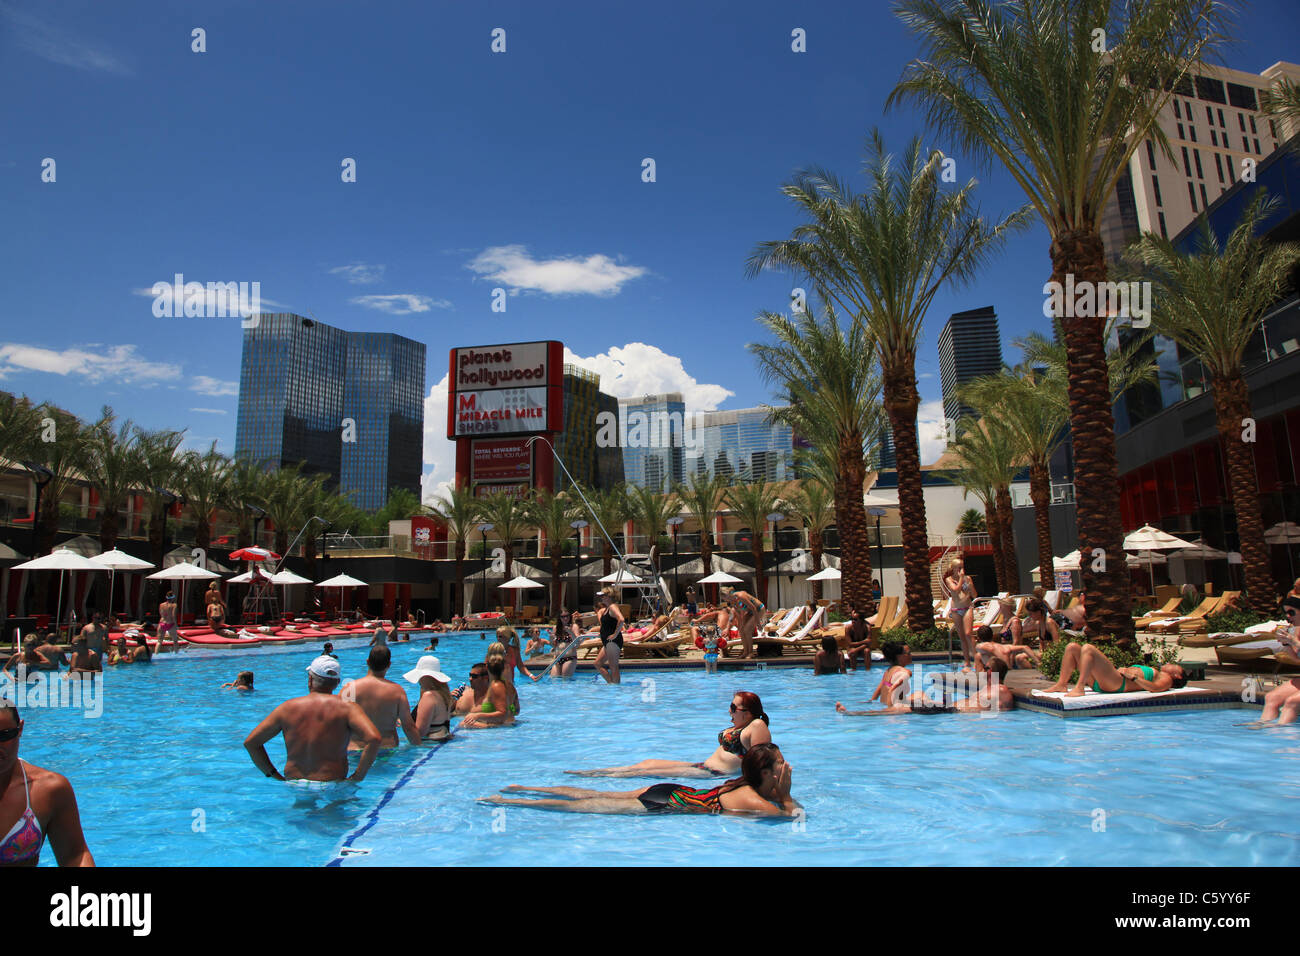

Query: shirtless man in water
[[340, 646, 420, 752], [243, 656, 381, 782]]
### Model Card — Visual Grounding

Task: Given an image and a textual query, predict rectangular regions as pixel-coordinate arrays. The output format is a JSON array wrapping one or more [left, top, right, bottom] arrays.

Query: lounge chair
[[1145, 596, 1223, 634], [1216, 639, 1300, 672], [754, 605, 827, 652], [762, 607, 799, 635], [1178, 631, 1260, 649], [1043, 591, 1062, 611], [1134, 598, 1182, 628], [865, 596, 897, 630], [873, 600, 908, 640]]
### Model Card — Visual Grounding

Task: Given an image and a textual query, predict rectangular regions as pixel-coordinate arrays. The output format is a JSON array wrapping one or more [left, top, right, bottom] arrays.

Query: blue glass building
[[619, 393, 687, 491], [235, 313, 425, 510], [683, 407, 795, 485]]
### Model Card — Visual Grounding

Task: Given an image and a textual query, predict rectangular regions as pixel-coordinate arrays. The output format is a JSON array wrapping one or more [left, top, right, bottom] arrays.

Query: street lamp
[[246, 504, 266, 548], [570, 519, 588, 611], [666, 516, 685, 606], [20, 461, 53, 552], [867, 507, 887, 601], [766, 511, 784, 609], [477, 522, 494, 614]]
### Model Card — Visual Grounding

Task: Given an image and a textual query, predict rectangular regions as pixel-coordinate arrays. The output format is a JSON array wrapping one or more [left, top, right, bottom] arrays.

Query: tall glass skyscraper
[[619, 393, 686, 491], [235, 313, 425, 510], [937, 305, 1003, 426], [683, 407, 794, 485]]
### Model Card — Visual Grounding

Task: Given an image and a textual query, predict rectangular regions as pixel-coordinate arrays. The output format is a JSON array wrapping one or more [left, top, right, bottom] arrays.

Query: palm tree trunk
[[810, 529, 824, 603], [195, 515, 212, 554], [996, 485, 1018, 591], [885, 376, 929, 631], [1212, 372, 1274, 614], [834, 432, 874, 616], [1028, 462, 1054, 593], [751, 538, 767, 604], [1051, 232, 1133, 642], [985, 501, 1006, 592], [99, 512, 119, 553], [603, 540, 613, 578]]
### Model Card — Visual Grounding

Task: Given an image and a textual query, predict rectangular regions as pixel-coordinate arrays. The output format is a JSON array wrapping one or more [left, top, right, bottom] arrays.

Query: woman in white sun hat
[[404, 656, 453, 742]]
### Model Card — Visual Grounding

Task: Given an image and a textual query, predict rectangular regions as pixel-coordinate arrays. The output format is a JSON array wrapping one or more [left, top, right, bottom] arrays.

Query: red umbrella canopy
[[229, 546, 281, 562]]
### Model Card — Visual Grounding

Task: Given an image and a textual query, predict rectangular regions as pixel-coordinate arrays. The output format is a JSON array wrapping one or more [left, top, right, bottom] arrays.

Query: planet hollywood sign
[[447, 341, 563, 439]]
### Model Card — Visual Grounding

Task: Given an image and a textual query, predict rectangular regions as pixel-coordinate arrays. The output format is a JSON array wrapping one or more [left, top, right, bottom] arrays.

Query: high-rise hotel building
[[1099, 59, 1300, 430], [937, 306, 1003, 428], [235, 313, 425, 510]]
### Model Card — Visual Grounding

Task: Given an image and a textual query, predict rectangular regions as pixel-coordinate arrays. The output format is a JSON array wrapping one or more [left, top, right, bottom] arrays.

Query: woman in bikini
[[0, 700, 95, 867], [486, 743, 799, 817], [457, 651, 515, 729], [943, 558, 977, 669], [567, 691, 772, 778], [1045, 642, 1187, 697], [723, 587, 768, 659], [497, 626, 538, 685], [836, 642, 916, 715]]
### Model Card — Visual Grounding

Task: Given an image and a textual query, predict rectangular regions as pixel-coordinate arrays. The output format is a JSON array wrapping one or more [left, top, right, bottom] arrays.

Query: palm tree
[[224, 455, 266, 548], [584, 483, 632, 578], [290, 474, 335, 580], [784, 476, 835, 602], [724, 481, 788, 604], [948, 416, 1021, 592], [181, 443, 231, 555], [1261, 77, 1300, 131], [748, 133, 1028, 631], [628, 484, 679, 565], [427, 485, 481, 618], [673, 472, 727, 585], [479, 492, 531, 584], [82, 408, 139, 552], [889, 0, 1229, 640], [527, 490, 580, 615], [0, 392, 43, 465], [750, 298, 887, 615], [27, 405, 89, 562], [1127, 194, 1300, 613], [255, 463, 307, 557]]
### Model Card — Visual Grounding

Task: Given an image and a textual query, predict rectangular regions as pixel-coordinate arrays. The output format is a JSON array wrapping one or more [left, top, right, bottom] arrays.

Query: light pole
[[570, 519, 588, 611], [766, 511, 784, 609], [477, 522, 494, 614], [868, 507, 887, 602], [666, 516, 684, 606]]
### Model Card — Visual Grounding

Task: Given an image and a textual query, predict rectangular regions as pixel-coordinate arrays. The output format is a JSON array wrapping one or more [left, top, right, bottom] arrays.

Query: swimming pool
[[12, 632, 1299, 867]]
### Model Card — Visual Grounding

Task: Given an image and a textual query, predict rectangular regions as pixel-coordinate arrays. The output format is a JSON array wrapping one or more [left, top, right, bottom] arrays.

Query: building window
[[1242, 136, 1250, 151], [1200, 182, 1209, 209], [1216, 108, 1225, 126], [1177, 122, 1184, 139], [1227, 82, 1258, 110], [1187, 181, 1197, 212], [1238, 112, 1246, 131], [1193, 149, 1203, 179], [1214, 152, 1224, 183], [1205, 105, 1214, 124], [1210, 129, 1218, 146], [1158, 212, 1168, 238], [1152, 175, 1163, 207], [1249, 115, 1257, 134], [1227, 157, 1235, 183], [1173, 100, 1181, 119], [1146, 140, 1156, 171], [1254, 138, 1261, 154], [1269, 119, 1278, 138], [1181, 146, 1192, 176]]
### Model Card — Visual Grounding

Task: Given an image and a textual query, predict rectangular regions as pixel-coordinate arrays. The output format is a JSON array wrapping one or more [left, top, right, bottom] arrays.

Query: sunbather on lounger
[[1045, 642, 1186, 697]]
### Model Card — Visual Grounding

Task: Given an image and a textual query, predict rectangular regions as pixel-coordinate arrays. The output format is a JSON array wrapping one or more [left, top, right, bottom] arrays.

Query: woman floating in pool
[[566, 691, 771, 778], [1045, 642, 1187, 697], [486, 743, 799, 817], [0, 700, 95, 866]]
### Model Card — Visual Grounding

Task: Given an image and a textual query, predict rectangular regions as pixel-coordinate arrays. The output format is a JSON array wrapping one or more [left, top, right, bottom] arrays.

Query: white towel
[[1030, 687, 1204, 709]]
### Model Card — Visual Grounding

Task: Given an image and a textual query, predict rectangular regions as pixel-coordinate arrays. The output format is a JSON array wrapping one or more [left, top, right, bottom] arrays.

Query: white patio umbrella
[[698, 571, 744, 584], [90, 549, 154, 624], [1178, 539, 1229, 560], [1124, 526, 1195, 594], [227, 570, 254, 584], [270, 569, 313, 615], [1030, 551, 1082, 574], [499, 573, 545, 614], [806, 566, 842, 581], [147, 561, 220, 636], [598, 569, 642, 584], [13, 549, 106, 639], [318, 573, 368, 616], [1264, 521, 1300, 545]]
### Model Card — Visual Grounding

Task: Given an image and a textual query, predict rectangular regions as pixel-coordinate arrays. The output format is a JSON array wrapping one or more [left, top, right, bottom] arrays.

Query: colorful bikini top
[[718, 726, 747, 756], [0, 761, 44, 865]]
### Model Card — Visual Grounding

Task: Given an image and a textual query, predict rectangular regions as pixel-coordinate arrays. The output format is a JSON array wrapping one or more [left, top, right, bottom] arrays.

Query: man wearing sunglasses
[[452, 665, 494, 716], [1258, 596, 1300, 725], [0, 699, 95, 866]]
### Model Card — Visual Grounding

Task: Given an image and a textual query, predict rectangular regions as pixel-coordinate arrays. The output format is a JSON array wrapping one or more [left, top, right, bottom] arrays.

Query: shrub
[[1204, 606, 1273, 634], [880, 625, 950, 652]]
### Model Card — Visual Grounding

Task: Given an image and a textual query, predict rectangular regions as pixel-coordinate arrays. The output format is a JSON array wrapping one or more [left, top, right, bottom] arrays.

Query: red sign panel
[[472, 438, 533, 484]]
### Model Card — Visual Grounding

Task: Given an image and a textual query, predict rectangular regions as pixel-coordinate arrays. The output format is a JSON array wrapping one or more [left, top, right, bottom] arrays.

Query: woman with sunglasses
[[566, 691, 771, 778], [1257, 595, 1300, 726], [454, 655, 515, 729], [0, 700, 95, 867], [485, 743, 799, 817]]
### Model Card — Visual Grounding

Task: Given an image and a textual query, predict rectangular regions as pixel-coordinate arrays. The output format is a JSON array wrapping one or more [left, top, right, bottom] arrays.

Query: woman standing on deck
[[566, 691, 771, 778], [943, 559, 977, 669]]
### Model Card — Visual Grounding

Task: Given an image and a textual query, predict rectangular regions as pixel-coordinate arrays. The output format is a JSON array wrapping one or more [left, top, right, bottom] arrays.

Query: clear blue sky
[[2, 0, 1296, 495]]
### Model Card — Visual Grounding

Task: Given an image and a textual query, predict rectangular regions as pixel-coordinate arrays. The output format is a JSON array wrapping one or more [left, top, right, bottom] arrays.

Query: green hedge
[[1203, 607, 1273, 634], [879, 625, 951, 652], [1038, 634, 1183, 680]]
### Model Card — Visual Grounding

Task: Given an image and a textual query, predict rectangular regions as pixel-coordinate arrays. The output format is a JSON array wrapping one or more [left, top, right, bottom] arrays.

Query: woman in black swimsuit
[[566, 691, 772, 778], [593, 588, 624, 685], [551, 606, 578, 678]]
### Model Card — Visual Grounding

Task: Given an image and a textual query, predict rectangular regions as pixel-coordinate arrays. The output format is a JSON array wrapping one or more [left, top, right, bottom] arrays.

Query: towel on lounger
[[1030, 687, 1204, 709]]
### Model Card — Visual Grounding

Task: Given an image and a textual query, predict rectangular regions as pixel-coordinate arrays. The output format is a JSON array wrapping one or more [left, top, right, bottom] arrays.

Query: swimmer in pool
[[485, 744, 798, 817], [243, 656, 381, 782], [566, 691, 771, 778], [340, 645, 420, 752], [222, 671, 255, 691]]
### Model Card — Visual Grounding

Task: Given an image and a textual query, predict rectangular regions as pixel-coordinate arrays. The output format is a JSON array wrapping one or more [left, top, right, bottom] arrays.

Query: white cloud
[[190, 376, 238, 397], [351, 294, 452, 315], [467, 245, 647, 297], [0, 343, 180, 385], [132, 284, 288, 315], [329, 262, 386, 284], [421, 373, 455, 504], [1, 3, 131, 74], [916, 399, 950, 466], [189, 407, 227, 415], [562, 343, 732, 410]]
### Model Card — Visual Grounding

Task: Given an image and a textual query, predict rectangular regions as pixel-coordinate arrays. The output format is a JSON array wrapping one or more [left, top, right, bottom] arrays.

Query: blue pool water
[[10, 632, 1299, 866]]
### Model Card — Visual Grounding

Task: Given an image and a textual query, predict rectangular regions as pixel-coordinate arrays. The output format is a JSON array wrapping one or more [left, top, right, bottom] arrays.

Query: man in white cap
[[243, 655, 381, 783], [340, 645, 420, 752]]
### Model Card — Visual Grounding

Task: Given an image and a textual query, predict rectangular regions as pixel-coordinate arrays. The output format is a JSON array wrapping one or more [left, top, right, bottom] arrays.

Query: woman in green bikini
[[455, 654, 515, 729], [483, 743, 799, 817], [1045, 642, 1187, 697]]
